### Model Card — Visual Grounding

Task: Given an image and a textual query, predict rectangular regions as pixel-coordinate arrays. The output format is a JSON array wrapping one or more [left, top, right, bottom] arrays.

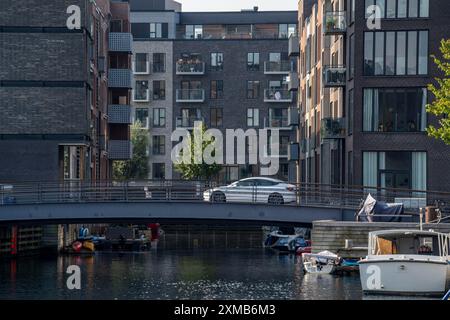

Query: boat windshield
[[371, 234, 445, 256]]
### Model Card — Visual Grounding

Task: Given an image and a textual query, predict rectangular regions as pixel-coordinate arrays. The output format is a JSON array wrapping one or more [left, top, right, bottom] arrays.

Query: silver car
[[203, 177, 297, 205]]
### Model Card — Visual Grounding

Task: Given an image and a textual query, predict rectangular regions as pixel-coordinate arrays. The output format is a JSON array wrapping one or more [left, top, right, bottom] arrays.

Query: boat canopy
[[356, 194, 405, 222]]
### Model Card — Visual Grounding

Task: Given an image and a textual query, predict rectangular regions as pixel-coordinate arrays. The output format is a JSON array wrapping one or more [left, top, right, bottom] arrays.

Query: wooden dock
[[312, 220, 450, 259]]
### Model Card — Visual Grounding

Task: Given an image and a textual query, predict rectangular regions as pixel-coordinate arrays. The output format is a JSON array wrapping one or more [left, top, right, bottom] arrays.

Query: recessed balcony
[[108, 105, 132, 124], [321, 117, 346, 139], [109, 32, 133, 53], [108, 140, 132, 160], [108, 69, 132, 88], [264, 116, 292, 130], [176, 89, 205, 103], [264, 89, 293, 103], [176, 61, 206, 75], [323, 66, 346, 87], [264, 61, 291, 75], [324, 11, 347, 35]]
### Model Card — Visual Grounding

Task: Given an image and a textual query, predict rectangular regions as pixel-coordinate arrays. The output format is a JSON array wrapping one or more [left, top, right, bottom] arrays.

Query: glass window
[[409, 0, 419, 18], [398, 0, 408, 18], [134, 53, 148, 73], [135, 108, 149, 127], [364, 32, 374, 75], [419, 0, 429, 17], [152, 163, 165, 180], [153, 80, 166, 100], [396, 31, 406, 75], [134, 81, 149, 101], [418, 31, 428, 75], [247, 53, 260, 71], [376, 0, 386, 18], [386, 0, 396, 18], [210, 108, 223, 127], [211, 52, 224, 71], [365, 0, 375, 19], [350, 34, 355, 78], [210, 80, 224, 99], [348, 89, 354, 135], [278, 24, 288, 39], [152, 108, 166, 128], [247, 108, 259, 127], [153, 53, 165, 72], [247, 81, 260, 99], [150, 23, 162, 38], [385, 32, 396, 75], [152, 136, 165, 155], [407, 31, 418, 75], [374, 32, 385, 75], [185, 25, 194, 39]]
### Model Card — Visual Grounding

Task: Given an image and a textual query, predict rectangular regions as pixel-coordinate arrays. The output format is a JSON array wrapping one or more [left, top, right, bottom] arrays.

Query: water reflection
[[0, 249, 427, 300]]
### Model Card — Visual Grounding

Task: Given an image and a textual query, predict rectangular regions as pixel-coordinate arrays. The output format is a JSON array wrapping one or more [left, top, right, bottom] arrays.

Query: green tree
[[175, 123, 222, 180], [112, 121, 149, 180], [427, 39, 450, 145]]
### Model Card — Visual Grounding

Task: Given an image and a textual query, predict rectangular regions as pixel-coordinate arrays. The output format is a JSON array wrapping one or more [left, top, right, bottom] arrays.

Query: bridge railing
[[1, 180, 449, 216]]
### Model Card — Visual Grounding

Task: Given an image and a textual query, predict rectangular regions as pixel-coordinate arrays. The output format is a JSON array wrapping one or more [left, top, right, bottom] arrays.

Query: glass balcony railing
[[324, 11, 347, 35], [265, 116, 291, 129], [132, 61, 150, 74], [132, 89, 150, 102], [176, 116, 205, 128], [176, 61, 205, 75], [323, 66, 346, 87], [176, 89, 205, 102], [321, 117, 346, 139], [264, 61, 291, 74], [264, 89, 293, 103]]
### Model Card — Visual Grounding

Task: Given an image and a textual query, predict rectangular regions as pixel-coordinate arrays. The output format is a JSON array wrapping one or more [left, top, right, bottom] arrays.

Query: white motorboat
[[359, 229, 450, 296], [302, 251, 340, 274]]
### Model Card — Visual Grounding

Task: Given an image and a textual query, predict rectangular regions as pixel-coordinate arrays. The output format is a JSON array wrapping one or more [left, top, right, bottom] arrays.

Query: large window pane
[[365, 0, 375, 18], [376, 0, 386, 18], [364, 32, 374, 75], [386, 0, 396, 18], [385, 32, 396, 75], [374, 32, 385, 75], [396, 31, 406, 75], [409, 0, 419, 18], [418, 31, 428, 75], [407, 31, 418, 75], [398, 0, 408, 18], [419, 0, 429, 17]]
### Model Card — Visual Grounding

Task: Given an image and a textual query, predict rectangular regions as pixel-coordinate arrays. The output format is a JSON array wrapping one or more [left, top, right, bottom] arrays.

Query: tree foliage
[[112, 121, 149, 180], [174, 123, 222, 180], [427, 39, 450, 145]]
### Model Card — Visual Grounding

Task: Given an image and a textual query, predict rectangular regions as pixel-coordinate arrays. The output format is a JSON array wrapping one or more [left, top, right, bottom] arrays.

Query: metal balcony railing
[[264, 61, 291, 74], [323, 66, 346, 87], [176, 89, 205, 102], [288, 71, 299, 91], [108, 105, 132, 124], [289, 34, 300, 57], [321, 117, 346, 139], [264, 89, 293, 103], [324, 11, 347, 35], [108, 140, 132, 160], [176, 61, 205, 75], [109, 32, 133, 52], [108, 69, 132, 88]]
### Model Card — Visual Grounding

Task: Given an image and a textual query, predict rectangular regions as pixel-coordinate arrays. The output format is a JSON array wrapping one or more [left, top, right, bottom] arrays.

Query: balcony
[[107, 105, 132, 124], [264, 89, 293, 103], [264, 61, 291, 75], [288, 142, 300, 161], [176, 89, 205, 103], [288, 71, 299, 91], [108, 69, 132, 88], [132, 61, 151, 75], [321, 117, 346, 139], [323, 66, 346, 87], [289, 34, 300, 57], [176, 116, 205, 129], [108, 140, 132, 160], [324, 11, 347, 35], [132, 89, 150, 103], [264, 116, 292, 130], [288, 107, 299, 126], [176, 61, 206, 75], [109, 32, 133, 52]]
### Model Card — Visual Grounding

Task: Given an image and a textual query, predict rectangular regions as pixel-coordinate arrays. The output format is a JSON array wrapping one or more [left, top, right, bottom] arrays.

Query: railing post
[[125, 182, 129, 202]]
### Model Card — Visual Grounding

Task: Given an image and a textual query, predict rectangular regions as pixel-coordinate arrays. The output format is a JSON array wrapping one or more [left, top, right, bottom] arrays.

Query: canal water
[[0, 249, 433, 300]]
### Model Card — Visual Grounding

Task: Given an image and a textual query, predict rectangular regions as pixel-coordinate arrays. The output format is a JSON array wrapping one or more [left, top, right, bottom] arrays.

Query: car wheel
[[211, 191, 226, 203], [268, 193, 284, 205]]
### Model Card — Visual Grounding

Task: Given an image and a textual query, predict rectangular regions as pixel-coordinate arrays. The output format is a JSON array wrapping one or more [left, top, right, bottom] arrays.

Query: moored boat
[[359, 229, 450, 296], [302, 251, 340, 274]]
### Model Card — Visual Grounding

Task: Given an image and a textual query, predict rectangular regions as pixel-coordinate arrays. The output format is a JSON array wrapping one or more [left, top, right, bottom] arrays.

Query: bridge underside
[[0, 202, 356, 227]]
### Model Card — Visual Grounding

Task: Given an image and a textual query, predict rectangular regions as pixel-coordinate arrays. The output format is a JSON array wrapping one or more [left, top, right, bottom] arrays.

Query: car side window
[[237, 180, 256, 187], [256, 179, 277, 186]]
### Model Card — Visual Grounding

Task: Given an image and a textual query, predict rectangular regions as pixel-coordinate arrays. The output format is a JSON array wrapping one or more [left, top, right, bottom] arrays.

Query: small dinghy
[[302, 251, 340, 274]]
